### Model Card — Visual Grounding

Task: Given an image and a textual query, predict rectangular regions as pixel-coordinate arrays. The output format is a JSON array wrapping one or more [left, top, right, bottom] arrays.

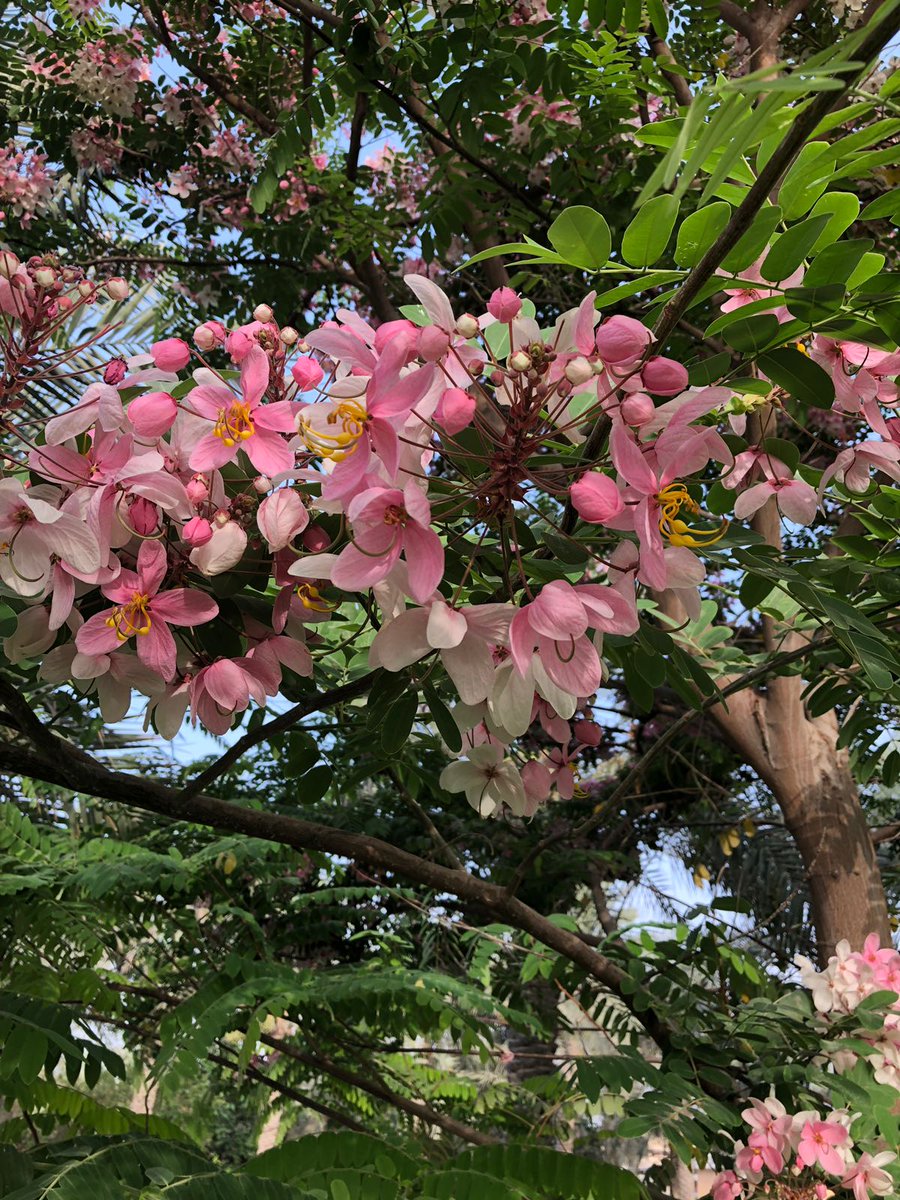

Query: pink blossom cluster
[[70, 121, 125, 174], [711, 1101, 895, 1200], [711, 938, 900, 1200], [67, 31, 151, 117], [0, 141, 57, 227], [1, 254, 899, 816]]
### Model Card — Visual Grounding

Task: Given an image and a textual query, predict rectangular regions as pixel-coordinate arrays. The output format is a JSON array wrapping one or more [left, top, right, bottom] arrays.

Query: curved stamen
[[656, 482, 728, 548], [105, 591, 152, 640], [214, 400, 255, 447]]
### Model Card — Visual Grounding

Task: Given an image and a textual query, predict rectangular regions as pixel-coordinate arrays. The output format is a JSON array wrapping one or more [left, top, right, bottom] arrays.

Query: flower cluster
[[2, 253, 900, 818], [0, 141, 57, 226], [711, 938, 900, 1200], [67, 31, 151, 117]]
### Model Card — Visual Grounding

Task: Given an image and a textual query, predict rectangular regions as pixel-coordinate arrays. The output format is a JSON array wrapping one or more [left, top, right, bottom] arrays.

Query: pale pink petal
[[245, 428, 295, 476], [528, 581, 588, 638], [186, 384, 236, 420], [331, 541, 400, 593], [368, 609, 431, 670], [734, 482, 772, 520], [76, 611, 121, 657], [254, 400, 298, 433], [369, 364, 437, 419], [442, 638, 495, 704], [305, 328, 377, 371], [404, 275, 455, 331], [128, 391, 178, 438], [241, 345, 270, 408], [610, 422, 658, 494], [190, 432, 237, 470], [257, 489, 309, 551], [203, 659, 251, 709], [48, 514, 102, 575], [427, 601, 467, 649], [151, 589, 218, 627], [777, 480, 818, 524], [136, 619, 177, 681], [537, 632, 602, 696], [402, 522, 444, 604], [49, 566, 75, 631]]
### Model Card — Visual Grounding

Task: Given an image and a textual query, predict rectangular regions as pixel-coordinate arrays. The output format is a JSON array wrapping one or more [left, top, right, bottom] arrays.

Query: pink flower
[[710, 1170, 743, 1200], [509, 579, 637, 696], [189, 345, 296, 476], [595, 315, 652, 365], [182, 516, 213, 547], [734, 469, 818, 525], [435, 387, 476, 435], [291, 356, 324, 391], [369, 600, 513, 704], [820, 441, 900, 495], [76, 540, 218, 681], [190, 658, 270, 735], [189, 519, 248, 576], [0, 480, 102, 597], [256, 489, 309, 551], [720, 258, 803, 324], [842, 1152, 896, 1200], [797, 1120, 849, 1176], [330, 481, 444, 604], [488, 287, 522, 322], [439, 743, 527, 816], [570, 472, 624, 524], [151, 337, 191, 372]]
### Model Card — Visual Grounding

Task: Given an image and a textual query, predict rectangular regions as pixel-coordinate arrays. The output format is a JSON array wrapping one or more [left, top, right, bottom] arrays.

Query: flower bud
[[34, 267, 56, 288], [190, 519, 248, 576], [620, 393, 655, 426], [257, 488, 310, 551], [253, 303, 274, 324], [280, 325, 299, 346], [640, 356, 689, 396], [455, 313, 479, 339], [564, 356, 593, 386], [213, 509, 231, 528], [252, 475, 272, 494], [570, 472, 624, 525], [291, 356, 324, 391], [103, 358, 127, 386], [151, 337, 191, 372], [509, 350, 531, 372], [435, 387, 476, 435], [105, 276, 130, 300], [595, 314, 652, 365], [77, 280, 95, 298], [302, 524, 331, 553], [128, 391, 178, 438], [488, 287, 522, 323], [225, 329, 254, 362], [186, 476, 209, 506], [194, 320, 226, 351], [417, 325, 451, 362], [129, 497, 159, 536], [0, 251, 20, 280], [574, 718, 602, 747], [183, 516, 213, 547]]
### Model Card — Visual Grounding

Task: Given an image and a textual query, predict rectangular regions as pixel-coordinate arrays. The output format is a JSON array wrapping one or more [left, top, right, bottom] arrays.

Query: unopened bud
[[252, 474, 271, 494], [253, 303, 274, 324], [0, 251, 20, 280], [456, 313, 479, 339], [564, 356, 593, 386], [213, 509, 230, 528], [77, 280, 94, 298], [105, 276, 130, 300], [34, 267, 56, 288], [280, 325, 299, 346], [509, 350, 531, 372]]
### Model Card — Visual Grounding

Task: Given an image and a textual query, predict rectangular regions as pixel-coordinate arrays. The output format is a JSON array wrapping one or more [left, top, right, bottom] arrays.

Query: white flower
[[439, 744, 526, 817]]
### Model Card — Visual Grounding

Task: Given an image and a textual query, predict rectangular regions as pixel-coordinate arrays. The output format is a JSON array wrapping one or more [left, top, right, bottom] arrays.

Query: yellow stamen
[[295, 583, 335, 613], [105, 591, 152, 640], [656, 482, 728, 548], [214, 400, 255, 447], [299, 400, 367, 462]]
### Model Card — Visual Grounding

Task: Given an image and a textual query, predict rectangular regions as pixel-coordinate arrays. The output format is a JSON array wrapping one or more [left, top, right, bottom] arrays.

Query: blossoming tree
[[2, 0, 900, 1192]]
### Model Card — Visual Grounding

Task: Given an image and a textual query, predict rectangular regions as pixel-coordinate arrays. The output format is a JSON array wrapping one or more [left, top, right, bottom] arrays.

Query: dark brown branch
[[648, 37, 694, 107]]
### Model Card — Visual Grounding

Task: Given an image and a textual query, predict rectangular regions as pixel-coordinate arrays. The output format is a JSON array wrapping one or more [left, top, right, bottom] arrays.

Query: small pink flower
[[710, 1170, 742, 1200], [570, 472, 624, 524], [76, 541, 218, 681], [488, 287, 521, 322], [435, 387, 476, 435], [595, 314, 652, 365], [128, 390, 178, 438], [291, 356, 324, 391], [842, 1152, 896, 1200], [183, 516, 213, 547], [797, 1120, 849, 1176]]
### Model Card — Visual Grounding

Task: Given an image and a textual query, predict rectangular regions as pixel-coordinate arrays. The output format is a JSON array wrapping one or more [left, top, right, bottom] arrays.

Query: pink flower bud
[[509, 350, 531, 372], [151, 337, 191, 372], [194, 320, 226, 351], [129, 497, 159, 536], [128, 391, 178, 438], [280, 326, 299, 346], [77, 280, 95, 298], [564, 356, 594, 386], [620, 393, 655, 426], [190, 520, 248, 576], [488, 287, 522, 323], [574, 718, 602, 746], [436, 387, 477, 435], [252, 475, 271, 494], [291, 356, 324, 391], [253, 303, 274, 324], [186, 476, 209, 506], [103, 358, 127, 385], [183, 516, 213, 547], [570, 472, 624, 524], [595, 315, 652, 365], [456, 313, 479, 338], [213, 509, 231, 527], [373, 319, 418, 357], [105, 276, 130, 300], [0, 251, 20, 280], [34, 267, 56, 288], [302, 524, 330, 553], [257, 489, 310, 551], [225, 329, 255, 362], [640, 356, 689, 396], [417, 325, 451, 361]]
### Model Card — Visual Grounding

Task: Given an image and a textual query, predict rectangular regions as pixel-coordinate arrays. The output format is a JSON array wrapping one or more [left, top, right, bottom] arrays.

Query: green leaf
[[674, 202, 731, 267], [757, 348, 835, 408], [804, 239, 873, 288], [422, 682, 463, 754], [760, 215, 830, 282], [808, 192, 862, 253], [295, 764, 333, 804], [721, 314, 779, 353], [720, 205, 783, 273], [547, 206, 612, 270], [381, 690, 419, 754], [778, 141, 834, 220], [860, 189, 900, 220], [621, 194, 679, 267], [646, 0, 668, 37]]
